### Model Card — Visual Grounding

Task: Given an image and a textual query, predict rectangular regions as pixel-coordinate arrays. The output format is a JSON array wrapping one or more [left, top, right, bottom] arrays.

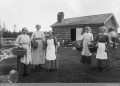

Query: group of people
[[13, 24, 118, 81], [15, 25, 58, 81], [79, 26, 118, 72]]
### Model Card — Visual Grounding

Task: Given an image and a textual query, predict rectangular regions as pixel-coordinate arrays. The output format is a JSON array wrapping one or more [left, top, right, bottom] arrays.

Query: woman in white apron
[[80, 27, 93, 65], [31, 25, 45, 71], [15, 27, 31, 77], [44, 31, 58, 72], [95, 26, 109, 71]]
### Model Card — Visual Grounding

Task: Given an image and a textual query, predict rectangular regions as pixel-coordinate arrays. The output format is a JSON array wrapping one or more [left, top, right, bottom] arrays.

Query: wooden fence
[[0, 37, 16, 47]]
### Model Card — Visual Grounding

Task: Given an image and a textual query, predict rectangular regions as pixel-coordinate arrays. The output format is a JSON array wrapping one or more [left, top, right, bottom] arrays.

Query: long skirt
[[17, 57, 27, 82], [111, 37, 116, 48], [81, 55, 91, 64], [96, 43, 109, 69], [97, 58, 109, 69], [81, 40, 91, 64], [43, 59, 58, 69], [31, 40, 45, 65]]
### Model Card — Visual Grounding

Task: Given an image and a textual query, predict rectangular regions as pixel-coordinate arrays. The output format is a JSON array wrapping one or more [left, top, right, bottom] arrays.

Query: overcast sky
[[0, 0, 120, 32]]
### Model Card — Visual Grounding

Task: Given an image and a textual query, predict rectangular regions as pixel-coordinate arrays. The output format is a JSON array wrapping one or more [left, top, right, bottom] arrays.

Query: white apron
[[46, 38, 56, 60], [96, 42, 108, 59]]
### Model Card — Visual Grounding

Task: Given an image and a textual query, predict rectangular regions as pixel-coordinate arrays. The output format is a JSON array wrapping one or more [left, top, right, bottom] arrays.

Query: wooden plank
[[1, 38, 16, 47]]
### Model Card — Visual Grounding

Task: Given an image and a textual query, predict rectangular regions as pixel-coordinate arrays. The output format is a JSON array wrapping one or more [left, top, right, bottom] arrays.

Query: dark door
[[71, 28, 76, 42]]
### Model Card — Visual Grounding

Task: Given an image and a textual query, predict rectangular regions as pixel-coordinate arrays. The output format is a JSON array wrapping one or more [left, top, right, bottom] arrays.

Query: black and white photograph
[[0, 0, 120, 85]]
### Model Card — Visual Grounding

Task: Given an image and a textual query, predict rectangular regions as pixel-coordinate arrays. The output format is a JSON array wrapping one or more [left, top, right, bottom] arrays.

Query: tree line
[[1, 31, 32, 38]]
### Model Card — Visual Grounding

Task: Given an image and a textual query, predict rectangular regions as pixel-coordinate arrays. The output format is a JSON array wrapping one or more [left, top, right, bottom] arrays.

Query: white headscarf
[[85, 27, 91, 33]]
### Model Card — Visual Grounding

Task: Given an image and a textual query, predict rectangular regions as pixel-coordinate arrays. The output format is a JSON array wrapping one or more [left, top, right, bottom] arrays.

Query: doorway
[[71, 28, 76, 42], [76, 28, 83, 41]]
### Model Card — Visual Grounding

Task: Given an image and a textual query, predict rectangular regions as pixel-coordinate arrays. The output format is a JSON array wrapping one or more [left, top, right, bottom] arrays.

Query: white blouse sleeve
[[91, 33, 93, 41], [80, 34, 84, 40], [42, 32, 45, 38], [41, 32, 45, 40], [31, 32, 35, 40], [28, 36, 31, 50], [15, 35, 20, 46]]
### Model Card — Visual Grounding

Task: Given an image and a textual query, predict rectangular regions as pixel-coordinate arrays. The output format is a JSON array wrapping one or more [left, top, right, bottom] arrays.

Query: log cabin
[[51, 12, 119, 42]]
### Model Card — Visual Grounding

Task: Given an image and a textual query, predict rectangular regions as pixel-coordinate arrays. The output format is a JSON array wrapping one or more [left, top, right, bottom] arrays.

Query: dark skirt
[[97, 59, 110, 68], [112, 37, 116, 48], [43, 59, 58, 69], [112, 37, 116, 42], [18, 62, 28, 75], [81, 55, 91, 64], [17, 57, 29, 82]]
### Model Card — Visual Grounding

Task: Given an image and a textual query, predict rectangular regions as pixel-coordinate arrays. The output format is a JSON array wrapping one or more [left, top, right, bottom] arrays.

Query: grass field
[[0, 57, 17, 76], [0, 45, 120, 83], [57, 46, 120, 83]]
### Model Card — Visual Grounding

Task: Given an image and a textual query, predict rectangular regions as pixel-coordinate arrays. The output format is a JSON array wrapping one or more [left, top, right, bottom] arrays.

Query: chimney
[[57, 12, 64, 23]]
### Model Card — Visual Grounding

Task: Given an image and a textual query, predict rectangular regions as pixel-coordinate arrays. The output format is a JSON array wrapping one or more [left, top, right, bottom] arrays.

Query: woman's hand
[[55, 49, 57, 53], [18, 44, 23, 48], [55, 47, 58, 52], [105, 43, 109, 52], [105, 48, 108, 52], [43, 40, 47, 49]]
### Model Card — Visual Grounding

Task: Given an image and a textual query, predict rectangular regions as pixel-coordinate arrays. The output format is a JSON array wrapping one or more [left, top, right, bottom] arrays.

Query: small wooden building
[[51, 12, 119, 42]]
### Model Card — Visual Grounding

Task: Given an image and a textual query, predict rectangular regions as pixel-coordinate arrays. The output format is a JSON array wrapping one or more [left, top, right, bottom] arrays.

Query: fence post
[[0, 37, 2, 48], [1, 37, 3, 47]]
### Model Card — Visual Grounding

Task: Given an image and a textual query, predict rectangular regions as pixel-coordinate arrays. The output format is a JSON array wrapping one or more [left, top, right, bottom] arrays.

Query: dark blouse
[[95, 33, 109, 44]]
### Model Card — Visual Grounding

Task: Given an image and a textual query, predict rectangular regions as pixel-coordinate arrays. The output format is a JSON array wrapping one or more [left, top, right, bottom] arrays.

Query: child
[[44, 31, 58, 72]]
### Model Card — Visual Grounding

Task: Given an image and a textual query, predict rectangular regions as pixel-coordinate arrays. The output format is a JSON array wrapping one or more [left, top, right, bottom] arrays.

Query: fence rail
[[1, 37, 16, 46]]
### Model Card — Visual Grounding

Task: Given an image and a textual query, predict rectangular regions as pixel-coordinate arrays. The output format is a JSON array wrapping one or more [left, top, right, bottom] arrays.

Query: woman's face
[[85, 28, 90, 33], [22, 28, 28, 34], [48, 32, 53, 37], [23, 30, 27, 34], [36, 25, 41, 31], [100, 28, 105, 33]]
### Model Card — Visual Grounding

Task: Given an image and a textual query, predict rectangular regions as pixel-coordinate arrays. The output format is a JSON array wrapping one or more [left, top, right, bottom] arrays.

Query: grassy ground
[[21, 46, 120, 83], [0, 45, 17, 78], [57, 47, 120, 83], [0, 45, 120, 83]]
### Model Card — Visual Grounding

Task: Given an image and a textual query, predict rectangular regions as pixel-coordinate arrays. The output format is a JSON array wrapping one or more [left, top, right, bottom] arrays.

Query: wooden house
[[51, 12, 119, 42]]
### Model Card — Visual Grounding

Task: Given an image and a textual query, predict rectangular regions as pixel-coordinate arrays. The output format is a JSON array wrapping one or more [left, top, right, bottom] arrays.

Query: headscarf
[[99, 26, 106, 32], [85, 27, 91, 33], [22, 27, 28, 32]]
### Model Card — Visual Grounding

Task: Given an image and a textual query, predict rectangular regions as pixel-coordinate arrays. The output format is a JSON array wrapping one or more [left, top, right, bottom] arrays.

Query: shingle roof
[[51, 13, 114, 27]]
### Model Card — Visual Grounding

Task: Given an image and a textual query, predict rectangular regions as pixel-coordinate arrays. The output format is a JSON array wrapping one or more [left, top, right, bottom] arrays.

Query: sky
[[0, 0, 120, 32]]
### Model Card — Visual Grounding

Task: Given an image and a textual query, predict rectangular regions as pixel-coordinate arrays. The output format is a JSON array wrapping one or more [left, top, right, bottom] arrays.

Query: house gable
[[105, 16, 119, 32]]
